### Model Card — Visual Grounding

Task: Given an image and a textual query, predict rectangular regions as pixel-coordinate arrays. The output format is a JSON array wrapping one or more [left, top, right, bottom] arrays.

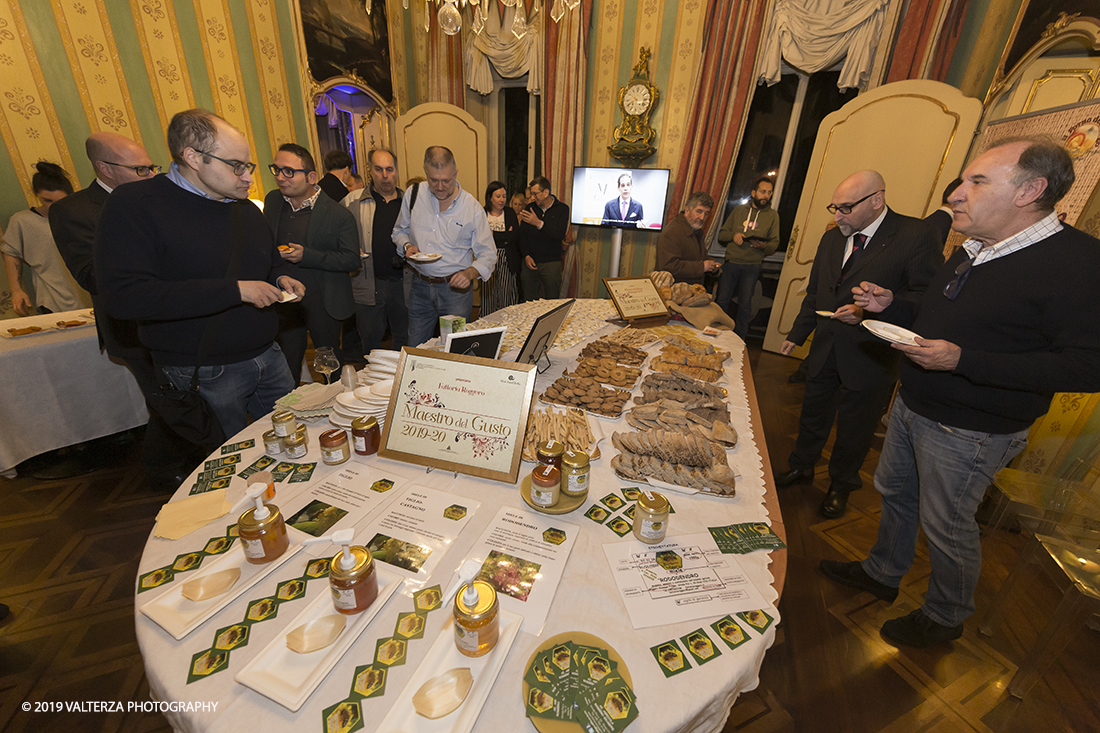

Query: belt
[[411, 268, 456, 284]]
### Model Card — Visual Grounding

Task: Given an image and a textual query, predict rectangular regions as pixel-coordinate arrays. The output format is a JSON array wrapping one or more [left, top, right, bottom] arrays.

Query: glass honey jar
[[237, 488, 289, 564], [454, 580, 499, 658], [329, 545, 379, 615]]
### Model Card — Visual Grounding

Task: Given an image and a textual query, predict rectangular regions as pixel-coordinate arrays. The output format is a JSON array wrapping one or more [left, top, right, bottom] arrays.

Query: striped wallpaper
[[0, 0, 312, 317]]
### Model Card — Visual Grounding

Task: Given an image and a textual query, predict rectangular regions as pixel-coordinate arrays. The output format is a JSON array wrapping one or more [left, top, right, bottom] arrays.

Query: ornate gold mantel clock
[[609, 47, 659, 167]]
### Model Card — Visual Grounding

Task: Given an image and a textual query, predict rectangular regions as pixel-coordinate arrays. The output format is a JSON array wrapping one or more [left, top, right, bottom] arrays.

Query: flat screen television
[[570, 167, 671, 231]]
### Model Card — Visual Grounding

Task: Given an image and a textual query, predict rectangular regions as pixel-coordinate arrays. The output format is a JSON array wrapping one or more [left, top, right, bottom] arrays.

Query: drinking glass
[[313, 347, 339, 385]]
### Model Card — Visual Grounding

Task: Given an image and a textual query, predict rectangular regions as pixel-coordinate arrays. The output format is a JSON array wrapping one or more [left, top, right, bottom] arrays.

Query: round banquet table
[[135, 301, 785, 733]]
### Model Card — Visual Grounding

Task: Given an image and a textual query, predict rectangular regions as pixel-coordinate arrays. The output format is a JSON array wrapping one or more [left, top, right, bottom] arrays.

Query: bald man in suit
[[49, 132, 193, 488], [775, 171, 941, 518]]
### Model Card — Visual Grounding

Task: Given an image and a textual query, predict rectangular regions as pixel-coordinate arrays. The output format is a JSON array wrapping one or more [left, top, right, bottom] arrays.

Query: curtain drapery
[[668, 0, 768, 238], [464, 3, 544, 95], [542, 0, 591, 298], [427, 11, 466, 106], [886, 0, 960, 83], [758, 0, 890, 90]]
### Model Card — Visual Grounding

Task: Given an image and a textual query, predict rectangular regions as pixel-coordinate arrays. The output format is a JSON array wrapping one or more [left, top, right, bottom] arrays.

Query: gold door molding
[[762, 80, 982, 356], [394, 102, 487, 199]]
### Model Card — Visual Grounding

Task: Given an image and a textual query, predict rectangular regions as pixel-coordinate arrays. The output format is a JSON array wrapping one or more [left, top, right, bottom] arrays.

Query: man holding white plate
[[827, 137, 1100, 648], [393, 146, 496, 348], [776, 170, 941, 520]]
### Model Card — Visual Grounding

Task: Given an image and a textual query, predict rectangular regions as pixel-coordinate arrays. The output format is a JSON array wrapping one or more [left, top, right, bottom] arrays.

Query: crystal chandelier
[[368, 0, 579, 38]]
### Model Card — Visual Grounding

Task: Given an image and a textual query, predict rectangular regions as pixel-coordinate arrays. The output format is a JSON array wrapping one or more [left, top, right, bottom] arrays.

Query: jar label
[[287, 444, 307, 459], [565, 472, 588, 494], [332, 587, 358, 611], [323, 448, 342, 463], [532, 487, 556, 506], [242, 537, 265, 559], [273, 424, 291, 437], [264, 443, 282, 457], [639, 518, 665, 541], [454, 624, 479, 653], [353, 435, 366, 453]]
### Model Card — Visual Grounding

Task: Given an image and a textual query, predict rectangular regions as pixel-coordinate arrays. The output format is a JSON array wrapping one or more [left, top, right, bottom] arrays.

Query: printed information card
[[356, 484, 480, 588], [603, 532, 771, 629], [281, 465, 407, 544], [458, 505, 580, 635]]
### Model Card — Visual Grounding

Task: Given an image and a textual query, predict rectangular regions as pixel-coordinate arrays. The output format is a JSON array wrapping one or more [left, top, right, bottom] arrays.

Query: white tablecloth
[[135, 317, 780, 733], [0, 308, 149, 473]]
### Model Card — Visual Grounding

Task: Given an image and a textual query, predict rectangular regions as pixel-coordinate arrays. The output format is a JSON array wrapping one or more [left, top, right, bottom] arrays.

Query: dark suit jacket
[[656, 213, 708, 285], [48, 180, 144, 358], [602, 198, 644, 227], [787, 208, 941, 390], [263, 189, 360, 320], [924, 208, 953, 245], [318, 173, 349, 203]]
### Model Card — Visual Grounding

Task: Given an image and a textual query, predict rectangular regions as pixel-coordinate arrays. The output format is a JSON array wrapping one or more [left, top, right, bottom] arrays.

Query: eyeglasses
[[194, 150, 256, 176], [826, 190, 883, 215], [269, 164, 311, 179], [102, 161, 161, 177], [943, 257, 973, 300]]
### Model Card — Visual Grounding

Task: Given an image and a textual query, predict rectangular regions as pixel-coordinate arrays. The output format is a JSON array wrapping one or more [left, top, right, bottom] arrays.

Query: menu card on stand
[[602, 532, 771, 629], [454, 505, 580, 635], [603, 276, 670, 324], [379, 348, 537, 483]]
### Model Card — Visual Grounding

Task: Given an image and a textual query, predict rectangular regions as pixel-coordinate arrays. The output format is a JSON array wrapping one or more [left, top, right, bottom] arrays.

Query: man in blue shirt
[[392, 146, 496, 347]]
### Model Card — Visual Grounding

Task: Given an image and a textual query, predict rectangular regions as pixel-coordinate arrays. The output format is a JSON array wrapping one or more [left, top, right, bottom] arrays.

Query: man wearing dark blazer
[[264, 143, 359, 380], [776, 170, 941, 518], [49, 131, 194, 488], [601, 172, 645, 227]]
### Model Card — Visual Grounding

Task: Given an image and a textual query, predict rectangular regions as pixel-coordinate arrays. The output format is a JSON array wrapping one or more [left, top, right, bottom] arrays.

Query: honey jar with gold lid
[[454, 580, 499, 658], [237, 486, 289, 564]]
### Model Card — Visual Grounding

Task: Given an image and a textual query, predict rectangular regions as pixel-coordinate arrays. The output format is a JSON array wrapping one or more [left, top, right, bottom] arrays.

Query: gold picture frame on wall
[[379, 348, 537, 484]]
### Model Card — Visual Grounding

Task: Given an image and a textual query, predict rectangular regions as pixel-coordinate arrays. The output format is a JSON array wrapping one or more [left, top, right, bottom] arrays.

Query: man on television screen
[[602, 172, 645, 227]]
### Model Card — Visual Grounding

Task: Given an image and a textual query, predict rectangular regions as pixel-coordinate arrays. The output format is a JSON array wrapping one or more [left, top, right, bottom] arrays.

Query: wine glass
[[313, 347, 339, 385]]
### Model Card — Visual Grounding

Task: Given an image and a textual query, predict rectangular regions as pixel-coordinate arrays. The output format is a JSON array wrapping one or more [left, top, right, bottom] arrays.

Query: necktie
[[841, 232, 866, 280], [621, 200, 628, 220]]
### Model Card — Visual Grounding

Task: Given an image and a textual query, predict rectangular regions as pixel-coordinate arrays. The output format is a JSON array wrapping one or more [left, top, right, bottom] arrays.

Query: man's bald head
[[830, 170, 886, 236], [86, 132, 156, 187]]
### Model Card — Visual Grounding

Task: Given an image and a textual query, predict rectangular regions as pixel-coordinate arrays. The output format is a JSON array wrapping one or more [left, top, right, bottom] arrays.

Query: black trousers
[[121, 351, 203, 475], [276, 297, 345, 383], [787, 349, 895, 493]]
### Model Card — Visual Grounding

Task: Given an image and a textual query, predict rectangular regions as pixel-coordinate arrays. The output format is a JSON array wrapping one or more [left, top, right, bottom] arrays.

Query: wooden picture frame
[[379, 348, 537, 484], [603, 276, 670, 323]]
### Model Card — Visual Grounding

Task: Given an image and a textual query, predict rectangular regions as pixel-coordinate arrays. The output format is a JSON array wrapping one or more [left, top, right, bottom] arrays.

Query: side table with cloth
[[135, 304, 783, 733], [0, 308, 148, 475]]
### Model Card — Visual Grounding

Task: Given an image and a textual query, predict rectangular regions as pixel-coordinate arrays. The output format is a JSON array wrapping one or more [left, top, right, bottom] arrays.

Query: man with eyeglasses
[[48, 132, 198, 488], [823, 138, 1100, 648], [96, 109, 305, 441], [775, 170, 940, 521], [263, 143, 358, 381]]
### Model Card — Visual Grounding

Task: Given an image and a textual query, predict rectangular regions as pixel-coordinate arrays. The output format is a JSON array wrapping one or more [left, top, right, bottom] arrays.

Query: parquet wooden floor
[[1, 344, 1096, 732]]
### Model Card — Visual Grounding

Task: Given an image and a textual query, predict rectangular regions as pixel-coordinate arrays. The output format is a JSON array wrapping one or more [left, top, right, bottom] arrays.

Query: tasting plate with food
[[522, 405, 602, 462], [861, 319, 921, 346], [140, 542, 303, 640], [375, 608, 523, 733], [408, 252, 443, 264], [235, 565, 404, 711]]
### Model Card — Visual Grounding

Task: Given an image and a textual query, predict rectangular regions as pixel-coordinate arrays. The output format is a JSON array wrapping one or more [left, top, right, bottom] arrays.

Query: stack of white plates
[[357, 350, 400, 386], [329, 383, 392, 429]]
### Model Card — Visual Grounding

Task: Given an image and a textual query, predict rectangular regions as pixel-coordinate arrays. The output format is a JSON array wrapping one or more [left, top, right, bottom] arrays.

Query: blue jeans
[[161, 344, 295, 439], [862, 396, 1027, 626], [407, 277, 473, 348], [357, 278, 409, 354], [715, 262, 760, 340]]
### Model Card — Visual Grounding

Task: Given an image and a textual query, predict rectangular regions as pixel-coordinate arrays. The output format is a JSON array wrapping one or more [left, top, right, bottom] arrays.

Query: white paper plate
[[375, 609, 523, 733], [235, 566, 404, 711], [862, 319, 921, 346], [336, 393, 374, 412], [370, 379, 394, 398], [140, 542, 303, 640], [368, 362, 398, 375], [815, 310, 834, 317], [279, 291, 299, 303], [369, 349, 401, 360], [408, 252, 443, 263], [329, 413, 353, 429]]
